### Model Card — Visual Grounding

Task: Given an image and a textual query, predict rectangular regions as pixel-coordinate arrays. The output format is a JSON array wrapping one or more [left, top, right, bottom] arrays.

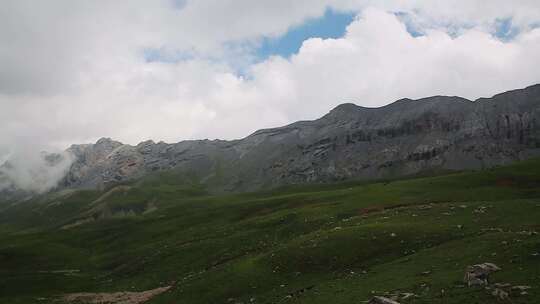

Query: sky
[[1, 0, 540, 160]]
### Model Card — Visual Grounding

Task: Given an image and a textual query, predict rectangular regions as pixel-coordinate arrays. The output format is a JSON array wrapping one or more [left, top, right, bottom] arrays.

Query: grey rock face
[[60, 84, 540, 192]]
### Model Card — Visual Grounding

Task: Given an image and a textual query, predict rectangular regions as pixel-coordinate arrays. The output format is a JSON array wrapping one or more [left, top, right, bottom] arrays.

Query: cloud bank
[[1, 1, 540, 192], [0, 150, 74, 194]]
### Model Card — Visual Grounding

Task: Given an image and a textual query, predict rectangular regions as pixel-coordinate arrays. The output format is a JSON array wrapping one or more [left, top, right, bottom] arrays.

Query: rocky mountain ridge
[[3, 84, 540, 198], [59, 84, 540, 192]]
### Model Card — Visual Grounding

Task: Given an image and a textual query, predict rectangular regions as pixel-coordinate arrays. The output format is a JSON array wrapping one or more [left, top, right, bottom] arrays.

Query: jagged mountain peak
[[94, 137, 123, 148], [329, 102, 364, 112], [137, 139, 156, 147]]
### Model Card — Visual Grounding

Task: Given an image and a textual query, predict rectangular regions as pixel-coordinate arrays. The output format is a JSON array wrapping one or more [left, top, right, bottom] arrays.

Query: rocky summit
[[56, 84, 540, 193]]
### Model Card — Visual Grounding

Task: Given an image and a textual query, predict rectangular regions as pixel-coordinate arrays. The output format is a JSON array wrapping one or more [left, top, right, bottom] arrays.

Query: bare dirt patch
[[62, 286, 171, 304], [495, 178, 515, 187]]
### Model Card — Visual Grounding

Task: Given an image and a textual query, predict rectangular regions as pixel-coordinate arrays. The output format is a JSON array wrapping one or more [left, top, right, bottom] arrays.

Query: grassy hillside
[[1, 159, 540, 303]]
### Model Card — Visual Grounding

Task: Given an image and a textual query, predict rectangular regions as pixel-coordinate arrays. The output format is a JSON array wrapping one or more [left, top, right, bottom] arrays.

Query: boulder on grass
[[368, 296, 401, 304], [464, 263, 501, 287]]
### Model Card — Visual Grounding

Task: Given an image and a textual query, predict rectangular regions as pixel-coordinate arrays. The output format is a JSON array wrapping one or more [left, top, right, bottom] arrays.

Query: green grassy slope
[[1, 159, 540, 303]]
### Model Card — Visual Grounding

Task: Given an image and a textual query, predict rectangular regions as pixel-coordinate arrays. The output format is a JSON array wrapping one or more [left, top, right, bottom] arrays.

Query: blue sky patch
[[255, 8, 355, 60], [394, 12, 425, 37], [170, 0, 187, 10], [494, 18, 520, 41], [142, 8, 355, 65]]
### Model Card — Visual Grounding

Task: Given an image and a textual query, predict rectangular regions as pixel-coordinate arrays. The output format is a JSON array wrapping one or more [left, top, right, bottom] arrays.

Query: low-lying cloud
[[0, 150, 74, 194]]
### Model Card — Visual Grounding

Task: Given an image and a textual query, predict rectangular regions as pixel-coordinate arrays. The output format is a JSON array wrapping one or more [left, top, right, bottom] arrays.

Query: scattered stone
[[464, 263, 501, 286], [493, 283, 512, 289], [511, 285, 531, 292], [492, 288, 510, 301], [368, 296, 401, 304], [285, 285, 315, 299], [399, 293, 416, 300], [481, 227, 504, 233], [473, 206, 488, 214]]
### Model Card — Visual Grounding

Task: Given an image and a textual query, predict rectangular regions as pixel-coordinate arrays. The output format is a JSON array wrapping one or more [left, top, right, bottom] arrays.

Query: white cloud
[[0, 150, 74, 194]]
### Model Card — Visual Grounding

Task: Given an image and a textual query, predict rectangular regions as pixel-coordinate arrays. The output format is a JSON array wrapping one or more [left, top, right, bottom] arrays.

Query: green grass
[[1, 159, 540, 303]]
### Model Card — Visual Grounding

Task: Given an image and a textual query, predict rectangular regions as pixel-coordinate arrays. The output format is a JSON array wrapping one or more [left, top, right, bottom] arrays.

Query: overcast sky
[[2, 0, 540, 158]]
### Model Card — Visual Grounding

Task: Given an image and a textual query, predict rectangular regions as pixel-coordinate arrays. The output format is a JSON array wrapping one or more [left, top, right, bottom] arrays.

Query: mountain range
[[2, 84, 540, 199]]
